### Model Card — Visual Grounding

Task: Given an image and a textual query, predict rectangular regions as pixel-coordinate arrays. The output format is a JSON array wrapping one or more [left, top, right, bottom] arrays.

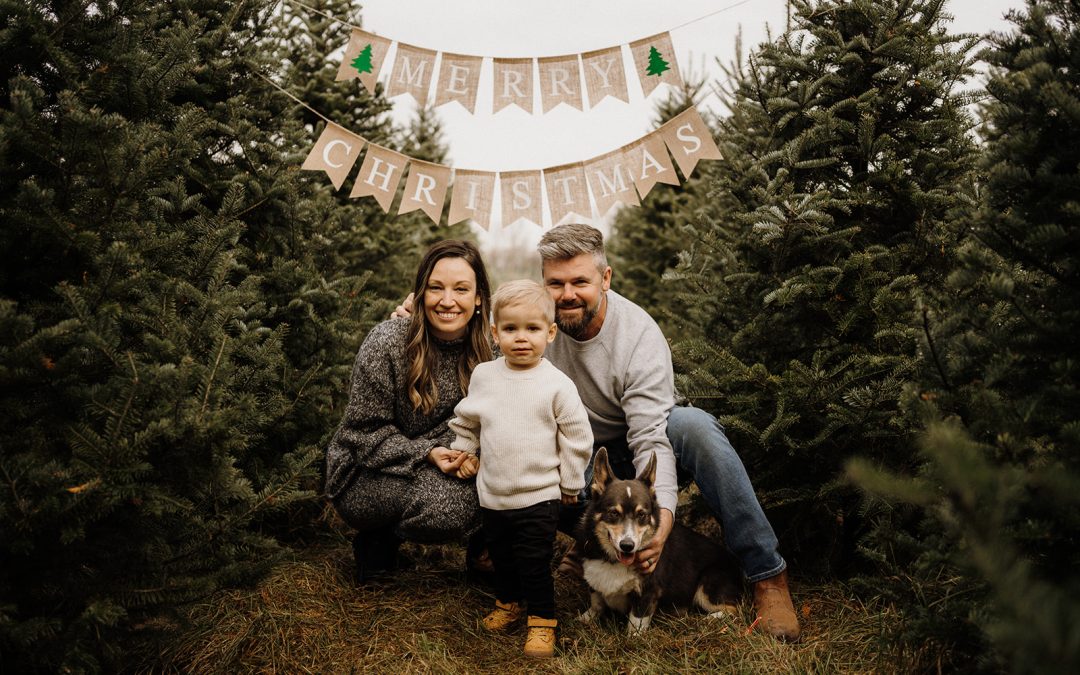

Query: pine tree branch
[[921, 307, 952, 391], [198, 336, 228, 422]]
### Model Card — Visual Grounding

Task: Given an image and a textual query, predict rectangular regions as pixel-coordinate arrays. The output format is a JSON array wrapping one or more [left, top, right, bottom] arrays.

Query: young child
[[450, 279, 593, 658]]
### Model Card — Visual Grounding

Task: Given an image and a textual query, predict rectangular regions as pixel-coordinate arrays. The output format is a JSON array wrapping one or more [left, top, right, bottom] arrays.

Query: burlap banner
[[538, 54, 583, 113], [500, 170, 543, 228], [332, 22, 686, 114], [400, 159, 452, 224], [493, 58, 534, 114], [584, 148, 639, 218], [543, 162, 591, 225], [349, 143, 409, 213], [659, 107, 723, 179], [386, 43, 437, 105], [336, 29, 391, 96], [435, 52, 483, 113], [582, 46, 629, 106], [448, 170, 497, 229], [300, 122, 364, 190], [302, 106, 722, 228], [629, 32, 683, 97]]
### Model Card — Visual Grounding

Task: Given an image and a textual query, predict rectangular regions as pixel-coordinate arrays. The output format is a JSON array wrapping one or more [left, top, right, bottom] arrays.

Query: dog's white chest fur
[[583, 559, 642, 606]]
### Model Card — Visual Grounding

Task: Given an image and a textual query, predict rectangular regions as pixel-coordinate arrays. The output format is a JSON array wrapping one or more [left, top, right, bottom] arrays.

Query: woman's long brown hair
[[405, 240, 493, 414]]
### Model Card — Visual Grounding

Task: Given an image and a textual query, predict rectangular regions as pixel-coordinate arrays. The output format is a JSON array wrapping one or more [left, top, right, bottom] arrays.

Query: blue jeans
[[589, 406, 786, 583]]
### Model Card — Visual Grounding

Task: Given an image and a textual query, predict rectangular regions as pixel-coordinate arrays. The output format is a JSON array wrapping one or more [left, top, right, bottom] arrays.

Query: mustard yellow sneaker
[[523, 616, 557, 658], [482, 600, 524, 631]]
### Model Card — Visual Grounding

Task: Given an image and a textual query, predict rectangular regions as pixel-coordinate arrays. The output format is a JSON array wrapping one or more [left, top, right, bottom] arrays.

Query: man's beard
[[555, 295, 601, 340]]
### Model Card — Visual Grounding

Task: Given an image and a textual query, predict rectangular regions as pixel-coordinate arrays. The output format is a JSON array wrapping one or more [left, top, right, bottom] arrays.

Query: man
[[394, 223, 799, 641], [537, 223, 798, 642]]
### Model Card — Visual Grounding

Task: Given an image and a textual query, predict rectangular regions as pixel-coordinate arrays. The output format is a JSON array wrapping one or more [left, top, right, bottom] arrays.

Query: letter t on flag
[[301, 122, 365, 190]]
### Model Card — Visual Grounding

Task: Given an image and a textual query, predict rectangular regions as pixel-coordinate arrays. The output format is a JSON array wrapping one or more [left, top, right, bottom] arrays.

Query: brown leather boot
[[752, 570, 801, 642], [482, 600, 524, 631], [523, 616, 557, 658]]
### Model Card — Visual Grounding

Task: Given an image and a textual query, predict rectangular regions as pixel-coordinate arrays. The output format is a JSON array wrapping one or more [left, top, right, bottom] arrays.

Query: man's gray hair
[[537, 223, 608, 272]]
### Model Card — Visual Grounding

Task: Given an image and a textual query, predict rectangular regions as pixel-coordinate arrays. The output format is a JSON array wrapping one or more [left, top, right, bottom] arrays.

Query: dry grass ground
[[146, 529, 933, 674]]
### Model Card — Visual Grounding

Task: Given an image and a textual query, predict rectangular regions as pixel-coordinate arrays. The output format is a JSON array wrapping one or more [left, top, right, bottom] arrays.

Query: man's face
[[542, 253, 612, 340]]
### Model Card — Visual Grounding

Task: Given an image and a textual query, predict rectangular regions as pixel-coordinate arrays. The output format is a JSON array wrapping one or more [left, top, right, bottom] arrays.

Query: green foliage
[[657, 0, 979, 573], [0, 0, 451, 670], [850, 1, 1080, 671]]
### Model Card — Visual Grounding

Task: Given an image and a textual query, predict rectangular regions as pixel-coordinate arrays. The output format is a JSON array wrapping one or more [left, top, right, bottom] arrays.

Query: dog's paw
[[626, 613, 652, 634], [576, 609, 598, 623], [707, 604, 739, 621]]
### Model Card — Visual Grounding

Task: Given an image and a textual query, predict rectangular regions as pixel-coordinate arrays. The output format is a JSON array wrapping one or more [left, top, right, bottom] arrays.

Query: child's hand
[[561, 493, 578, 505], [456, 454, 480, 479]]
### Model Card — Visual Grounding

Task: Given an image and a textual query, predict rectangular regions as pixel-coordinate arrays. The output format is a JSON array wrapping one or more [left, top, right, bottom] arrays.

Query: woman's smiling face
[[423, 257, 480, 341]]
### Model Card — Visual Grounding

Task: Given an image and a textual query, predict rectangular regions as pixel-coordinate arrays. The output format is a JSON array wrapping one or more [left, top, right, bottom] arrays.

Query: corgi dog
[[576, 447, 743, 633]]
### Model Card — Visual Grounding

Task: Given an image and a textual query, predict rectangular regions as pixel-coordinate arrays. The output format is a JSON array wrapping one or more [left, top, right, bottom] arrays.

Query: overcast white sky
[[347, 0, 1022, 238]]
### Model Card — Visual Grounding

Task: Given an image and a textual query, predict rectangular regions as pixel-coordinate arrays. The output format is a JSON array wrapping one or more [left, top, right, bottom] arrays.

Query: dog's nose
[[619, 539, 635, 553]]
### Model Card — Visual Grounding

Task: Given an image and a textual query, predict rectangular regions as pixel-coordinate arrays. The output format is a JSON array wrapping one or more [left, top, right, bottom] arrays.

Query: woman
[[325, 240, 494, 581]]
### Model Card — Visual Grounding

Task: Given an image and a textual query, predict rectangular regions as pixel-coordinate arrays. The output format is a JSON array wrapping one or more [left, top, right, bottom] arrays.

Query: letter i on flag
[[629, 32, 683, 97], [301, 122, 365, 190], [336, 29, 392, 95]]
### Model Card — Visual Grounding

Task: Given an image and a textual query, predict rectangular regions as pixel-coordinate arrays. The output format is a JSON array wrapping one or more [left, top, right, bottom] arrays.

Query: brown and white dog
[[576, 447, 743, 633]]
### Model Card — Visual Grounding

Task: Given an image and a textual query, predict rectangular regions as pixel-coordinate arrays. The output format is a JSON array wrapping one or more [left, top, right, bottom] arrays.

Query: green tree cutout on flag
[[646, 45, 670, 76], [352, 43, 373, 74]]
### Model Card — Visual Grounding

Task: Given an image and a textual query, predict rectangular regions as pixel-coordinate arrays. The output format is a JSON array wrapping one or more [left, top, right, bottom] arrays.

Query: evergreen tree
[[0, 0, 405, 669], [670, 0, 979, 573], [646, 45, 672, 76], [609, 69, 712, 324], [851, 1, 1080, 671]]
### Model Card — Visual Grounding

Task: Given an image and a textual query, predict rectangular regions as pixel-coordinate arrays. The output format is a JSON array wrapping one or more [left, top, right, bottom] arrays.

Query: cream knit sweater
[[450, 357, 594, 511]]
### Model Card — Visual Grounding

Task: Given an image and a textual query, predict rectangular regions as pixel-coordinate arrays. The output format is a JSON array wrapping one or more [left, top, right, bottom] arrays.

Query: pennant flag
[[399, 160, 451, 224], [493, 58, 534, 114], [300, 122, 365, 190], [349, 143, 409, 212], [336, 29, 392, 95], [448, 169, 497, 229], [659, 107, 722, 179], [624, 131, 679, 198], [581, 46, 629, 105], [584, 148, 639, 217], [538, 54, 583, 112], [387, 43, 437, 105], [435, 52, 483, 113], [543, 163, 591, 225], [500, 170, 543, 228], [629, 32, 683, 97]]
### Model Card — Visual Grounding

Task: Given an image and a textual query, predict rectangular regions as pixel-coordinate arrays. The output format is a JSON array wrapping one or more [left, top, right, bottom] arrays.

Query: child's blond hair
[[491, 279, 555, 325]]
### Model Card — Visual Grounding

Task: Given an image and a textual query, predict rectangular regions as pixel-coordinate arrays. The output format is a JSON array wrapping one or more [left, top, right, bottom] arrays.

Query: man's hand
[[391, 292, 415, 319], [561, 493, 579, 506], [428, 446, 467, 475], [635, 508, 673, 574], [455, 454, 480, 479]]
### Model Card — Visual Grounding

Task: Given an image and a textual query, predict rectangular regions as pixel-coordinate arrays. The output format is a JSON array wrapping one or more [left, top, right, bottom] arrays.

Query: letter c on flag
[[323, 139, 353, 169]]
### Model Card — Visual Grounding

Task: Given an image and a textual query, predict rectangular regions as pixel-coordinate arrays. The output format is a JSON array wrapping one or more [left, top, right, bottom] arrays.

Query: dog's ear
[[591, 447, 613, 497], [638, 451, 657, 493]]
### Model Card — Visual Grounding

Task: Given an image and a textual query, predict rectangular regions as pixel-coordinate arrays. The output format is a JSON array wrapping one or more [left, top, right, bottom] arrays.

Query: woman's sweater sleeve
[[324, 324, 443, 498]]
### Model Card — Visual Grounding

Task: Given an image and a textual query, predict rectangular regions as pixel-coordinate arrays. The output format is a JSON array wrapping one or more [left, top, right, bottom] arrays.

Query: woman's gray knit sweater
[[325, 318, 480, 541]]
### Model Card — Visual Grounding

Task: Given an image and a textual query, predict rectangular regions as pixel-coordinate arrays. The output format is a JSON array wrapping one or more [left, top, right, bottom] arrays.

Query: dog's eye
[[603, 510, 620, 523], [636, 511, 649, 524]]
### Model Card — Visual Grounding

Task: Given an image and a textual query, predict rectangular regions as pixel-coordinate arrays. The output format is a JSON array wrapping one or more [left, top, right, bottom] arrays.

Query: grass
[[145, 519, 935, 674]]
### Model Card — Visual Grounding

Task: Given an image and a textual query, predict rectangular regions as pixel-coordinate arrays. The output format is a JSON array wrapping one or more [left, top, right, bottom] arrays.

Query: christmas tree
[[0, 0, 410, 669], [646, 45, 671, 76], [352, 43, 374, 74], [666, 0, 979, 575], [850, 0, 1080, 670]]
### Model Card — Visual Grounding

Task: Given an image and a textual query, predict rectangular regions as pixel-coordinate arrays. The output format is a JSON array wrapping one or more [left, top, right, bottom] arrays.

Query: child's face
[[492, 302, 557, 370]]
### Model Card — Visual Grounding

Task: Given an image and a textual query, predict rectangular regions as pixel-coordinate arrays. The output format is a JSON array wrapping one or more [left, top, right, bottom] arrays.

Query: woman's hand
[[455, 454, 480, 479], [428, 446, 467, 475]]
